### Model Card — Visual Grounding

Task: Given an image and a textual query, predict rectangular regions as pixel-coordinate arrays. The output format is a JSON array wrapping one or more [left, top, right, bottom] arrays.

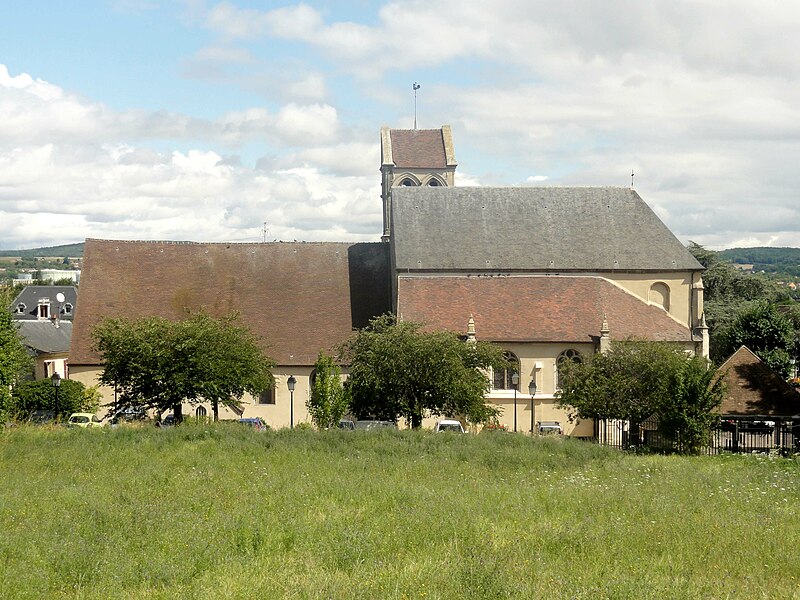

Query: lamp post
[[51, 372, 61, 422], [287, 375, 296, 429], [528, 379, 537, 434], [511, 372, 519, 433]]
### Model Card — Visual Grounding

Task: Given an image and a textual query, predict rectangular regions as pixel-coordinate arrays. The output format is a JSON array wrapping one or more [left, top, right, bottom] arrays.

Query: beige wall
[[605, 271, 695, 327], [485, 342, 596, 436], [68, 364, 321, 427], [69, 357, 601, 436]]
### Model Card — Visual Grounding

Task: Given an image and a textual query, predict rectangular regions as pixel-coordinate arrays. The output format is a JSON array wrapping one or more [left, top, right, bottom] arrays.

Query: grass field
[[1, 424, 799, 599]]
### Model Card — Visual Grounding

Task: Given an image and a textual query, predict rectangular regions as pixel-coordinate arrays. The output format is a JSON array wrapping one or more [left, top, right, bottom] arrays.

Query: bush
[[10, 379, 93, 421]]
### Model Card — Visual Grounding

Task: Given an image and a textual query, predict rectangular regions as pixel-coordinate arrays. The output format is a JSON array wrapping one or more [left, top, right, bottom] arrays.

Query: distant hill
[[719, 247, 800, 278], [0, 243, 84, 258]]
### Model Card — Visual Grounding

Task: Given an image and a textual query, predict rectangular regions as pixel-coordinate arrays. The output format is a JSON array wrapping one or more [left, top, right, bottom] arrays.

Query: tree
[[557, 341, 684, 425], [687, 243, 790, 362], [339, 314, 506, 428], [658, 357, 726, 454], [306, 352, 349, 429], [557, 341, 725, 454], [93, 311, 275, 421], [0, 307, 32, 421], [716, 300, 794, 378], [10, 379, 99, 421]]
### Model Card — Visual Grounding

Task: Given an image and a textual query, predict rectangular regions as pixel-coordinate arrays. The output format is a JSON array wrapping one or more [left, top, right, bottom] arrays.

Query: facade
[[68, 126, 706, 430], [9, 285, 77, 380], [389, 185, 704, 434], [69, 241, 391, 422]]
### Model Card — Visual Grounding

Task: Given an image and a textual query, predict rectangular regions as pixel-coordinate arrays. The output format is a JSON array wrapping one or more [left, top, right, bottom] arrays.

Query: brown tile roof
[[716, 346, 800, 416], [70, 239, 391, 367], [389, 129, 447, 168], [397, 276, 692, 343]]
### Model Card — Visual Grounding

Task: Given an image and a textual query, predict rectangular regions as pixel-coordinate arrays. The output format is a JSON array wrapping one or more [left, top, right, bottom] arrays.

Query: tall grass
[[1, 424, 799, 599]]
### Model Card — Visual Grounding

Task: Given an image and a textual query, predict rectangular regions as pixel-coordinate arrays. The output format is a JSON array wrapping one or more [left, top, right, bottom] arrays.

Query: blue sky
[[1, 1, 799, 249]]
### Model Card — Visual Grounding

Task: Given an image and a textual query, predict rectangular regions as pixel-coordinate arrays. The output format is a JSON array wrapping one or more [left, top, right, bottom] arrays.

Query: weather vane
[[413, 82, 421, 129]]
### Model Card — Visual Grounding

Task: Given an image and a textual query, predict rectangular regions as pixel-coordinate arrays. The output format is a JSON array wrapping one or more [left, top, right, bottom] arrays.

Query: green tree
[[0, 307, 32, 421], [717, 300, 794, 378], [557, 341, 725, 454], [658, 356, 726, 454], [306, 352, 349, 429], [557, 341, 684, 425], [339, 314, 506, 428], [10, 379, 96, 421], [687, 243, 789, 362], [93, 311, 275, 421]]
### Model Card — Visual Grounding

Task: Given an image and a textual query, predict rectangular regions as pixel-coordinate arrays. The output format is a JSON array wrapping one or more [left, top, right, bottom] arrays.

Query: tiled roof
[[391, 187, 703, 272], [397, 275, 693, 343], [716, 346, 800, 416], [17, 320, 72, 354], [70, 240, 391, 366], [388, 129, 448, 168]]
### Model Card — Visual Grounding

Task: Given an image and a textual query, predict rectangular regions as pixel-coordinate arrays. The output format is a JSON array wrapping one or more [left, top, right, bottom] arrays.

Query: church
[[69, 126, 706, 433]]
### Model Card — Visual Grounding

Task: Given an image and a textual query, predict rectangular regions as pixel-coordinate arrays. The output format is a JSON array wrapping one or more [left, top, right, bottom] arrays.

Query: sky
[[1, 1, 799, 251]]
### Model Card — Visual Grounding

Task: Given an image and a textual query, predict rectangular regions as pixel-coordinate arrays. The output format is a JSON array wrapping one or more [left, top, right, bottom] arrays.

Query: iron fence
[[593, 417, 800, 455]]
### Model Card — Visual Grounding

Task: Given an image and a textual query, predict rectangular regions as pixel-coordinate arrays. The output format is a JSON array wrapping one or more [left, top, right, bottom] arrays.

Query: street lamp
[[511, 372, 519, 433], [51, 372, 61, 422], [528, 378, 537, 434], [287, 375, 296, 429]]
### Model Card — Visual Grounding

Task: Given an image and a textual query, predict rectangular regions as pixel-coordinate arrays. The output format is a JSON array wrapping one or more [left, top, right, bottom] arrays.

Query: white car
[[434, 419, 465, 433], [67, 413, 103, 428], [537, 421, 563, 435]]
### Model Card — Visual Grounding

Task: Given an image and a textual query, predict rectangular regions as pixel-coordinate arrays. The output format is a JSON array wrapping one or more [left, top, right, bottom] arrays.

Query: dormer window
[[37, 299, 51, 319], [15, 303, 26, 314]]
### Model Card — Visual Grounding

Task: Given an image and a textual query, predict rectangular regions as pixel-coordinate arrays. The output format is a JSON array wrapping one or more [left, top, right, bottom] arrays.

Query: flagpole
[[413, 82, 420, 129]]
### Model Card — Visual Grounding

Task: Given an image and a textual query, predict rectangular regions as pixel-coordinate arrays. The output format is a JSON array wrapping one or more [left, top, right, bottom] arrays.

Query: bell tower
[[380, 125, 457, 241]]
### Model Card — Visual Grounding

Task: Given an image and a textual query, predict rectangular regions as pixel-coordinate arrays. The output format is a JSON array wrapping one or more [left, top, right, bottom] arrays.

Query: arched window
[[63, 303, 74, 315], [493, 352, 519, 390], [427, 178, 441, 186], [15, 303, 26, 314], [556, 349, 583, 389], [195, 406, 207, 417], [400, 178, 416, 186], [649, 282, 670, 311]]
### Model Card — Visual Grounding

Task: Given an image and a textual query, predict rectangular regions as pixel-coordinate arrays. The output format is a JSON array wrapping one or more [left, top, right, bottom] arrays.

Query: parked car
[[27, 409, 55, 425], [66, 413, 103, 428], [537, 421, 563, 435], [354, 420, 397, 430], [108, 407, 148, 426], [434, 419, 466, 433], [338, 419, 356, 430], [238, 417, 269, 431], [158, 414, 178, 427]]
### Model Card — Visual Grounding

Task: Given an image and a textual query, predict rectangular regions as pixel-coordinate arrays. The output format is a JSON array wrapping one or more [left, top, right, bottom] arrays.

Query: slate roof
[[386, 129, 450, 169], [390, 187, 702, 272], [9, 285, 78, 321], [16, 320, 72, 354], [70, 239, 391, 367], [715, 346, 800, 417], [397, 275, 693, 343]]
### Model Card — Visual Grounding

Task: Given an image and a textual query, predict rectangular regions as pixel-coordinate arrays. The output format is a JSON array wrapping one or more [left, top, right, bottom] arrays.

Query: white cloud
[[4, 1, 800, 251]]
